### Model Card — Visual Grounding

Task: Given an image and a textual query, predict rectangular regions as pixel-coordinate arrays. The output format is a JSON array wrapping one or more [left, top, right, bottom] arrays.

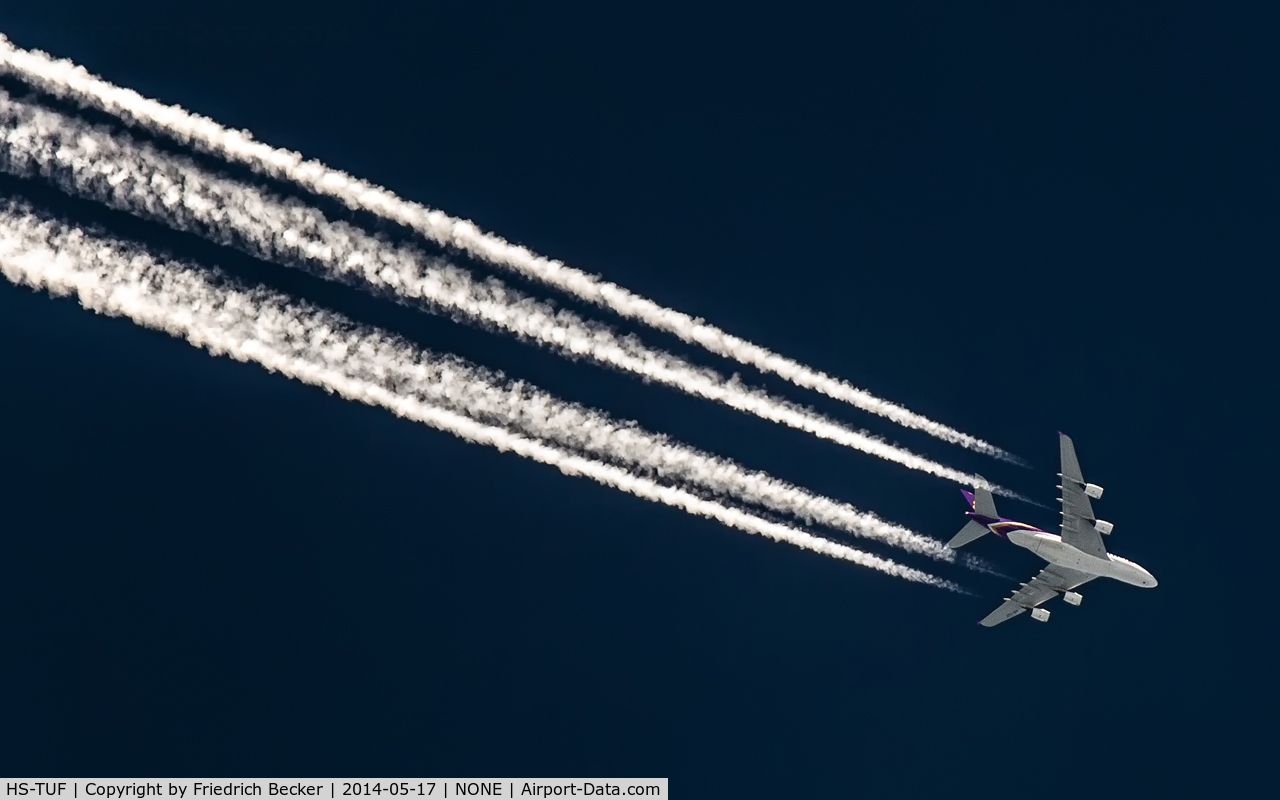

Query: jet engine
[[1093, 519, 1114, 535], [1064, 591, 1083, 606], [1031, 607, 1051, 622], [1085, 483, 1105, 499]]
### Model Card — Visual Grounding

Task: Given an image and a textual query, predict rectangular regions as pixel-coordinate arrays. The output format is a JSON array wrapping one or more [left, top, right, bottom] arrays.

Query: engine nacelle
[[1085, 483, 1105, 499], [1093, 519, 1114, 535], [1064, 591, 1083, 606], [1031, 607, 1051, 622]]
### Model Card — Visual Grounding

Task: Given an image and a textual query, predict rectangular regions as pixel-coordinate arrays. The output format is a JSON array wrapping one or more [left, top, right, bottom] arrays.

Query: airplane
[[947, 432, 1157, 627]]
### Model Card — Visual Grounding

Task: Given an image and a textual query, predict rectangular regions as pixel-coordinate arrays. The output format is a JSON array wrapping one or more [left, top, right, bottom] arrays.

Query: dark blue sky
[[0, 3, 1273, 795]]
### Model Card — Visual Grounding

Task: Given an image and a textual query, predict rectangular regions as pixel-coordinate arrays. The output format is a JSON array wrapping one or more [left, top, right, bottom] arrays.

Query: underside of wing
[[979, 564, 1098, 627], [979, 600, 1028, 627], [1059, 434, 1109, 559]]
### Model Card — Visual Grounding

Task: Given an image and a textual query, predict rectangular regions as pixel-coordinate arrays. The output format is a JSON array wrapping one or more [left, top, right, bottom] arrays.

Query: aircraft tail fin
[[971, 477, 999, 518], [947, 479, 1000, 549]]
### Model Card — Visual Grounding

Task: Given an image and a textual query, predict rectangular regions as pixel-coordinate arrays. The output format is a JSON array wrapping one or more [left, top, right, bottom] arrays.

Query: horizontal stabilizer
[[947, 520, 990, 549]]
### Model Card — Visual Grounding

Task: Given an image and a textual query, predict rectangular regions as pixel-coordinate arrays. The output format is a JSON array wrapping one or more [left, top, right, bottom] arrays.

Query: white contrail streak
[[0, 33, 1021, 465], [0, 201, 963, 591], [0, 150, 965, 564], [0, 93, 1031, 501]]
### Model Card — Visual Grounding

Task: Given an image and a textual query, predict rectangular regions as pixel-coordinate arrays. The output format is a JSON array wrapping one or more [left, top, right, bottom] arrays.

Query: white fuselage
[[1005, 529, 1158, 588]]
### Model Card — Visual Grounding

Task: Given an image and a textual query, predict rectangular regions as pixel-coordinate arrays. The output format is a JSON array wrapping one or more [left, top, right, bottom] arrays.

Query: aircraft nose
[[1144, 570, 1158, 588]]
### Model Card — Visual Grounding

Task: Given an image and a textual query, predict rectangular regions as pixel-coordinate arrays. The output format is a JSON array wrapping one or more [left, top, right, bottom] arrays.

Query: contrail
[[956, 554, 1013, 580], [0, 200, 964, 592], [0, 33, 1022, 466], [0, 142, 968, 566], [0, 93, 1032, 501]]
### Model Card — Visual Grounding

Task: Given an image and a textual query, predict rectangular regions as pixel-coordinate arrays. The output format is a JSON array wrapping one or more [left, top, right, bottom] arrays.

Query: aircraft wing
[[979, 564, 1098, 627], [1058, 433, 1108, 559]]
